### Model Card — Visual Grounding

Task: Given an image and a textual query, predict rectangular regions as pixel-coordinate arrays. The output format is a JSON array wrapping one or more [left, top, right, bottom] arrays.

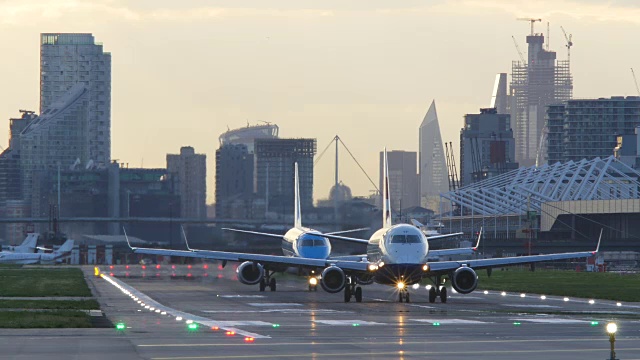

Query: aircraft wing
[[221, 228, 284, 239], [426, 232, 464, 240], [129, 245, 370, 272], [428, 249, 597, 274], [320, 233, 369, 245], [428, 248, 476, 257]]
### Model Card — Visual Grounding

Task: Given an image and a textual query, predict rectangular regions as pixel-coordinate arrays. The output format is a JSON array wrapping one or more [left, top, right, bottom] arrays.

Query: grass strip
[[478, 269, 640, 302], [0, 310, 92, 328], [0, 299, 99, 310], [0, 268, 91, 297]]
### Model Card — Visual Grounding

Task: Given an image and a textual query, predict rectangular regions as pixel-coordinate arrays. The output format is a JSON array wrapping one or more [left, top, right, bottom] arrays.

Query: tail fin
[[294, 162, 302, 229], [55, 240, 74, 254], [382, 148, 392, 228], [14, 233, 38, 253], [410, 219, 424, 229]]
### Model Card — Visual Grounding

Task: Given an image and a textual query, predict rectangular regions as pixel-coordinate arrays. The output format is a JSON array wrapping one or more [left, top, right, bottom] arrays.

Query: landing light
[[412, 284, 420, 290], [379, 262, 385, 268], [309, 277, 318, 286], [368, 264, 378, 271], [422, 264, 429, 272], [397, 282, 406, 290]]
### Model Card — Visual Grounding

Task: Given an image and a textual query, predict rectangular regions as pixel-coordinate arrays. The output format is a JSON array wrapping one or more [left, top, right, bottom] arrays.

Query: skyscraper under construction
[[510, 29, 572, 167]]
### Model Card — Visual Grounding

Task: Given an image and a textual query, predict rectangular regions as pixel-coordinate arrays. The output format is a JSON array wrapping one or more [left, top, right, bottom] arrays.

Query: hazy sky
[[1, 0, 639, 203]]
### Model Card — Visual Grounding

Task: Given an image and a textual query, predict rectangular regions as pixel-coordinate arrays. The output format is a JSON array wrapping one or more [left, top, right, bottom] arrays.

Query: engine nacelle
[[320, 266, 346, 293], [450, 267, 478, 294], [236, 261, 264, 285]]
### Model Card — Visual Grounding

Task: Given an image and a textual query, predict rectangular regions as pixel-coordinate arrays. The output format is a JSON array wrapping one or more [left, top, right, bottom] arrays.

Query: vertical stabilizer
[[55, 240, 74, 254], [382, 149, 392, 228], [14, 233, 38, 253], [294, 162, 302, 229]]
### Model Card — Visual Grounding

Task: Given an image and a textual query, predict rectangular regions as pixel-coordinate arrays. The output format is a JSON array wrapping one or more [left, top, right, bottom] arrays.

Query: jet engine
[[320, 266, 346, 293], [450, 267, 478, 294], [236, 261, 264, 285]]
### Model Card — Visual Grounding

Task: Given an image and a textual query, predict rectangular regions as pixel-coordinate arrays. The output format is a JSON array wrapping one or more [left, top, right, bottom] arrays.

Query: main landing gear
[[259, 271, 277, 292], [428, 276, 447, 303], [398, 289, 410, 303], [344, 277, 363, 303]]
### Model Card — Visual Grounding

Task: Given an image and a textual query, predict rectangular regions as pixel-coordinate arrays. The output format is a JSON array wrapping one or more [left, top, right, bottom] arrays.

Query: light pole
[[606, 322, 618, 360]]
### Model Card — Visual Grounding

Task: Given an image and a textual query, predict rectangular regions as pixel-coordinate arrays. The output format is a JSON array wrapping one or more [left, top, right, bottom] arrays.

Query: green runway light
[[272, 324, 280, 328], [432, 322, 441, 326], [590, 321, 599, 326], [513, 322, 521, 326], [187, 323, 199, 331], [352, 323, 360, 327], [115, 322, 126, 330]]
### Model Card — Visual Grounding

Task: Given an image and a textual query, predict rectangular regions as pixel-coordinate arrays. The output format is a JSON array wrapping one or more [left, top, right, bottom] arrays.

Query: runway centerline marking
[[512, 317, 590, 324], [410, 319, 490, 324], [312, 320, 385, 326], [218, 295, 265, 299], [247, 303, 302, 307], [504, 304, 560, 308]]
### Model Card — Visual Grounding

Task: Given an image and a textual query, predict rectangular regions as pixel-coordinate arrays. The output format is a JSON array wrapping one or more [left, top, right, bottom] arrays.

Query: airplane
[[128, 149, 601, 303], [0, 239, 75, 265], [410, 219, 464, 240], [3, 233, 39, 253]]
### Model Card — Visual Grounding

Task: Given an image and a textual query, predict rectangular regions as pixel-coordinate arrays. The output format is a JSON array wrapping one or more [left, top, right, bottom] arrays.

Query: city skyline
[[1, 1, 639, 203]]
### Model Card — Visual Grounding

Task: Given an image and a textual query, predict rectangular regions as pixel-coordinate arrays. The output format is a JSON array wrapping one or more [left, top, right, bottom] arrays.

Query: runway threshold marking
[[100, 274, 270, 339]]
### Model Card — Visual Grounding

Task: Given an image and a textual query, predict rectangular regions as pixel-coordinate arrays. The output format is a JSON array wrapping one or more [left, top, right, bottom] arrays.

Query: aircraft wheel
[[259, 279, 266, 292], [355, 287, 363, 303], [428, 287, 437, 303], [269, 278, 277, 292], [440, 287, 447, 303], [344, 286, 351, 303]]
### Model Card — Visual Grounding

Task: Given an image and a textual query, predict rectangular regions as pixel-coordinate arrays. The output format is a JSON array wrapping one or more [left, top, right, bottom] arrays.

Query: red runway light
[[244, 337, 255, 343], [125, 265, 130, 269], [156, 264, 161, 269], [211, 326, 219, 331], [187, 265, 192, 269], [171, 273, 176, 277], [226, 331, 235, 336], [109, 265, 114, 269], [217, 274, 223, 279], [156, 273, 160, 277], [218, 265, 224, 270], [141, 265, 146, 270], [203, 273, 209, 277], [187, 273, 192, 277], [125, 272, 130, 277], [203, 264, 209, 269], [171, 265, 176, 269], [109, 272, 114, 276]]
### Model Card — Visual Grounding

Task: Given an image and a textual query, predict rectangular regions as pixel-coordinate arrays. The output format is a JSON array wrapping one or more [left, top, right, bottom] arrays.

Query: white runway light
[[501, 291, 506, 296], [563, 297, 569, 302], [176, 316, 183, 321], [616, 302, 622, 307], [412, 283, 420, 290], [426, 285, 432, 290], [540, 295, 546, 300], [588, 299, 595, 304], [483, 290, 488, 295], [520, 293, 526, 298]]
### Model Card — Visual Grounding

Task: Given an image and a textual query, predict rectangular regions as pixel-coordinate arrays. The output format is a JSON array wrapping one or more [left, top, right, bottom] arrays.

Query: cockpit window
[[390, 234, 422, 243], [300, 239, 325, 247]]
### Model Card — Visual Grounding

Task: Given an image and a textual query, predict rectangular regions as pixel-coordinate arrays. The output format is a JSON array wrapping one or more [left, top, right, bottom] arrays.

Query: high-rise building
[[20, 84, 91, 217], [255, 138, 316, 214], [510, 33, 572, 167], [460, 108, 518, 186], [166, 147, 207, 219], [215, 144, 254, 218], [40, 33, 111, 166], [546, 96, 640, 164], [379, 151, 419, 211], [419, 100, 449, 206], [490, 73, 508, 114]]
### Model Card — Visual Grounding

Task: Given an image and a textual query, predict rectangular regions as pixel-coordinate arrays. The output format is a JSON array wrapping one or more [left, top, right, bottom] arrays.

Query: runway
[[93, 264, 640, 360]]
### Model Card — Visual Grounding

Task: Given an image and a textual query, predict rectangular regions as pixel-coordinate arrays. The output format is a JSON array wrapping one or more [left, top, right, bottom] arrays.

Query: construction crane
[[517, 18, 542, 35], [632, 68, 640, 96], [560, 26, 573, 64], [511, 36, 526, 64]]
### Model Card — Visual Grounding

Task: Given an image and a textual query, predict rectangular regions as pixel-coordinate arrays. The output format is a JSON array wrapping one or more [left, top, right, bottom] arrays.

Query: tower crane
[[560, 26, 573, 64], [511, 36, 526, 64], [632, 68, 640, 96], [517, 18, 542, 35]]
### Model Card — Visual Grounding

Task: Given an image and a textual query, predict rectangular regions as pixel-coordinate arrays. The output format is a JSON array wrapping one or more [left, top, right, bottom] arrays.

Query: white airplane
[[410, 219, 464, 240], [0, 239, 75, 265], [3, 233, 39, 253]]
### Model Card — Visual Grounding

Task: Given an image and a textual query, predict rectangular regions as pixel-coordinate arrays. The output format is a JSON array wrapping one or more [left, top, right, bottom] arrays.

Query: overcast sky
[[1, 0, 639, 203]]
